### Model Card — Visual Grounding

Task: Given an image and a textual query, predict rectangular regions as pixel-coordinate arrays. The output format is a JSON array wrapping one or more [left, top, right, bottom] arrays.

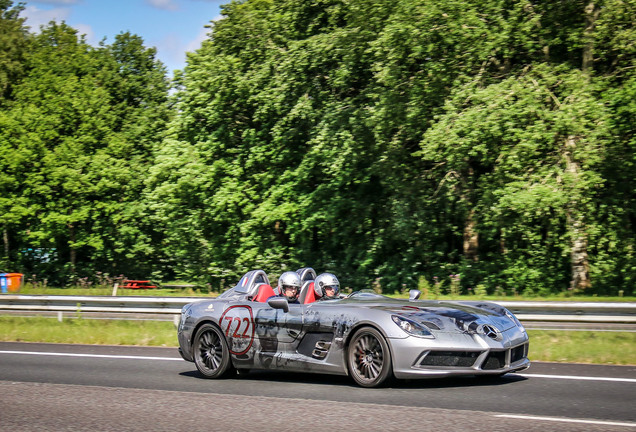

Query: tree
[[3, 23, 170, 283], [0, 0, 29, 103], [0, 0, 30, 267], [419, 65, 611, 292]]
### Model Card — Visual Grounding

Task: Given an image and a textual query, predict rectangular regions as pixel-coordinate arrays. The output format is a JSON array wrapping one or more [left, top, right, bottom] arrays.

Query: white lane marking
[[494, 414, 636, 428], [516, 373, 636, 383], [0, 350, 182, 361], [1, 351, 634, 383]]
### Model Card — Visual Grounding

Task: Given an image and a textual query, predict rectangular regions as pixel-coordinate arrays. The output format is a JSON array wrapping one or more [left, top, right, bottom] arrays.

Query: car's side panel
[[178, 292, 530, 382]]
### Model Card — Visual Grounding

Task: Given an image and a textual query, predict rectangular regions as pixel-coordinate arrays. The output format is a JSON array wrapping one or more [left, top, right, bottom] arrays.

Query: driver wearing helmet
[[277, 271, 302, 304], [314, 273, 340, 300]]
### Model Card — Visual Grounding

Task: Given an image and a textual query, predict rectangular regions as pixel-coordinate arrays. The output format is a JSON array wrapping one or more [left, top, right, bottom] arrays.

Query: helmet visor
[[283, 285, 299, 299], [323, 285, 339, 297]]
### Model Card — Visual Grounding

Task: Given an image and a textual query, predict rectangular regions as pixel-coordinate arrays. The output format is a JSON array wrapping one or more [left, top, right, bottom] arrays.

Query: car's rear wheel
[[347, 327, 393, 388], [193, 323, 232, 378]]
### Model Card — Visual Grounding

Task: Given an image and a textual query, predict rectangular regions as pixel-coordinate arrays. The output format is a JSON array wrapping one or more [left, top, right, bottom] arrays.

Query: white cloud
[[145, 0, 179, 11], [185, 13, 223, 51], [153, 33, 186, 73], [30, 0, 82, 4], [185, 25, 211, 53], [74, 23, 96, 44], [153, 18, 217, 74], [22, 5, 95, 44], [22, 5, 71, 31]]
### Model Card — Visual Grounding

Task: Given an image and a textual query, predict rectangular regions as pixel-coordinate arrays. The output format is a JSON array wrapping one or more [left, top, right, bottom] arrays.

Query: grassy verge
[[0, 317, 178, 347], [0, 317, 634, 365], [526, 329, 636, 365]]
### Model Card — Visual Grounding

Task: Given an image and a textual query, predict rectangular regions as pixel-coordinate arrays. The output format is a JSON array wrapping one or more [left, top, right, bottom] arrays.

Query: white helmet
[[314, 273, 340, 299], [278, 271, 302, 301]]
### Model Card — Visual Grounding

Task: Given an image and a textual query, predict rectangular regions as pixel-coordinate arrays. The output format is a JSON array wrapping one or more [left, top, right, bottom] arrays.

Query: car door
[[217, 300, 300, 367], [254, 302, 303, 344]]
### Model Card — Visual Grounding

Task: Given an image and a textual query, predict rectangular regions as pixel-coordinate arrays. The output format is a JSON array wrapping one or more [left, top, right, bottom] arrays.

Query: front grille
[[482, 351, 506, 370], [511, 343, 527, 363], [419, 351, 481, 367]]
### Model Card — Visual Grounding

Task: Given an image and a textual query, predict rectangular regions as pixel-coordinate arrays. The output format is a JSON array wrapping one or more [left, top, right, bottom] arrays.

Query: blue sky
[[20, 0, 227, 75]]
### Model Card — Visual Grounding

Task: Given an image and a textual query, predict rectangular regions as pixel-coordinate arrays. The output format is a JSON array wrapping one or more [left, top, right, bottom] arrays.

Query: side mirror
[[409, 289, 421, 300], [268, 297, 289, 313]]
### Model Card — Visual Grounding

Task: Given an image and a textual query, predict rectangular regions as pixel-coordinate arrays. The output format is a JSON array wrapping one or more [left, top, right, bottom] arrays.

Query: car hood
[[340, 297, 518, 333]]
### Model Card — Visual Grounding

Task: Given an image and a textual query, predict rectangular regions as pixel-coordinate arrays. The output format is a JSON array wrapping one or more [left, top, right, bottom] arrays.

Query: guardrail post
[[112, 283, 118, 296]]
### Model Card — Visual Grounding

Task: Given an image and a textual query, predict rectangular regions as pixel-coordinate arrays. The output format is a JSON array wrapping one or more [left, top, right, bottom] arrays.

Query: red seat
[[253, 284, 276, 302], [300, 282, 320, 304]]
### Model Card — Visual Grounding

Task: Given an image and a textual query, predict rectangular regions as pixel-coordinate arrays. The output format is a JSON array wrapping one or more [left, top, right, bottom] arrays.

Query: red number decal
[[223, 315, 253, 339], [224, 316, 233, 336], [241, 317, 251, 338], [232, 317, 242, 338], [219, 305, 254, 355]]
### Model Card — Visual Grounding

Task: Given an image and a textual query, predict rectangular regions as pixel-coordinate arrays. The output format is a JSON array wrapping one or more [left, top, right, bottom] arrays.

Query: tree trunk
[[564, 135, 591, 290], [458, 167, 479, 262], [69, 224, 77, 275], [463, 208, 479, 262], [2, 226, 8, 259], [582, 2, 600, 73], [568, 215, 591, 290], [500, 228, 508, 255]]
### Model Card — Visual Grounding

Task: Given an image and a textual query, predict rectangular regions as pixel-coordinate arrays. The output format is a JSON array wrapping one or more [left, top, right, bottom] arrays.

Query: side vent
[[312, 341, 332, 359]]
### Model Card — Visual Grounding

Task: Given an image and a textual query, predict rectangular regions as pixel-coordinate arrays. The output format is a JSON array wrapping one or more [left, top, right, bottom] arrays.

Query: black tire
[[193, 323, 232, 379], [347, 327, 393, 388]]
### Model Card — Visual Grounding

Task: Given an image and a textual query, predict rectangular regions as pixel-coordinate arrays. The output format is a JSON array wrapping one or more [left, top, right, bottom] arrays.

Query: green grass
[[0, 316, 178, 347], [0, 317, 633, 365], [526, 330, 636, 365]]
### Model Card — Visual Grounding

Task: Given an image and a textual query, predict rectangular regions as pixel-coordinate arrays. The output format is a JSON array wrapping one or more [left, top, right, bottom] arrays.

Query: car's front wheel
[[193, 323, 232, 378], [347, 326, 393, 387]]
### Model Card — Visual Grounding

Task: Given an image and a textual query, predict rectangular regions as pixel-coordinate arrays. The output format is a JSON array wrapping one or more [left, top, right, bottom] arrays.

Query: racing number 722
[[223, 316, 251, 339]]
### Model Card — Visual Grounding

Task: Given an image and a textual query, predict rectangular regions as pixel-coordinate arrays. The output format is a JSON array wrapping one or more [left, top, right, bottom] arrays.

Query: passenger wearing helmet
[[277, 271, 302, 304], [314, 273, 340, 300]]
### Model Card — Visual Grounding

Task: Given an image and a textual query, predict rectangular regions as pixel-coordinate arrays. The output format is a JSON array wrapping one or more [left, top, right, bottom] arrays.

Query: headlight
[[504, 309, 526, 332], [179, 304, 192, 332], [391, 315, 435, 339]]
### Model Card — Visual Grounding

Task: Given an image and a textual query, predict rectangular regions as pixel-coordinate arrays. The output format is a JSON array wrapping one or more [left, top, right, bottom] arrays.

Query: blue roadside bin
[[0, 273, 7, 294]]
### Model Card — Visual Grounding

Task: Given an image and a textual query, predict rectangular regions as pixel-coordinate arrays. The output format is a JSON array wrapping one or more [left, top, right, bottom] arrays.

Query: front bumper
[[178, 347, 193, 362], [389, 327, 530, 379], [177, 320, 194, 362]]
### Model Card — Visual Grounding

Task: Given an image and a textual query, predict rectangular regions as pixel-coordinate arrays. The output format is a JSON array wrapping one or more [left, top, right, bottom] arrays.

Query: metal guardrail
[[0, 295, 191, 315], [0, 295, 635, 323], [497, 301, 636, 323]]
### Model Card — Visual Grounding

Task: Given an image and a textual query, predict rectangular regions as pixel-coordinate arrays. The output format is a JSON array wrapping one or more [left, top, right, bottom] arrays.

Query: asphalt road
[[0, 342, 634, 431]]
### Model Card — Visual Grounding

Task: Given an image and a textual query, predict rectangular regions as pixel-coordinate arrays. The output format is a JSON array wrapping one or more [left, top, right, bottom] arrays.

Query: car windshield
[[348, 290, 387, 299]]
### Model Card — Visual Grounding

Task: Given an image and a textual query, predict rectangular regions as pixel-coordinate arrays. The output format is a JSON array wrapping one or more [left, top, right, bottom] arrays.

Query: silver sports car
[[177, 268, 530, 387]]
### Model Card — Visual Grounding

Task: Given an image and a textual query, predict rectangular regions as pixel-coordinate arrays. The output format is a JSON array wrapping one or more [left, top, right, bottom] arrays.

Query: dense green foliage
[[1, 3, 171, 284], [1, 0, 634, 294]]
